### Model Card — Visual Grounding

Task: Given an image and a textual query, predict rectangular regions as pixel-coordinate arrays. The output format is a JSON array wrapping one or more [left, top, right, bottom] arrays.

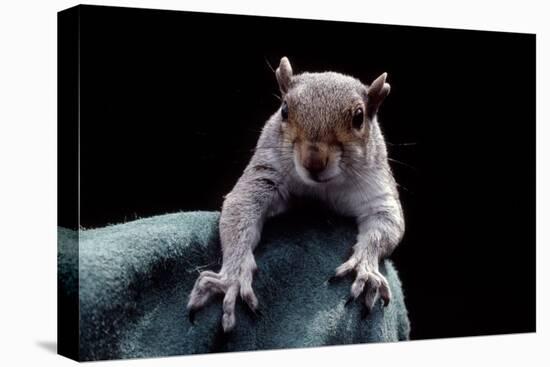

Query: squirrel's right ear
[[276, 57, 293, 95], [366, 72, 391, 118]]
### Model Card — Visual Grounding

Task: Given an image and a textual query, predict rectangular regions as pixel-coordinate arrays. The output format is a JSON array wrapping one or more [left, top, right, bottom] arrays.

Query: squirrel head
[[275, 57, 391, 185]]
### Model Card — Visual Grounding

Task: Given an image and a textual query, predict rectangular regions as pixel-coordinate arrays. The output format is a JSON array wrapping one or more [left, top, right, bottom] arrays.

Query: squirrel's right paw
[[187, 256, 259, 332]]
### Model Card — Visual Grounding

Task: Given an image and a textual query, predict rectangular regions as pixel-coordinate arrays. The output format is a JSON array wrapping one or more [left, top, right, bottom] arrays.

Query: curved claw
[[244, 305, 264, 320], [381, 295, 390, 307], [188, 309, 197, 325], [344, 296, 354, 307], [361, 304, 371, 319], [378, 278, 392, 307]]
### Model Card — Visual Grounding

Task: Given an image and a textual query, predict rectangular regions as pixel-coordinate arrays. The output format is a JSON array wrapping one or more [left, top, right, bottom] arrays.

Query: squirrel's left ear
[[276, 57, 293, 95], [366, 72, 391, 118]]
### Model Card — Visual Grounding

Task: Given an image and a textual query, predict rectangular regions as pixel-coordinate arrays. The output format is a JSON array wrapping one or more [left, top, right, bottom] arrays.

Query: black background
[[69, 5, 535, 340]]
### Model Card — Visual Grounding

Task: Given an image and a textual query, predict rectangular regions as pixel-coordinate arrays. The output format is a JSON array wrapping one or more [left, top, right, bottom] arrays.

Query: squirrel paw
[[332, 255, 392, 314], [186, 258, 259, 332]]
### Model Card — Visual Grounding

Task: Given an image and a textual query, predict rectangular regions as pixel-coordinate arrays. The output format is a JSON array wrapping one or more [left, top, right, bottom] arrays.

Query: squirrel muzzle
[[299, 142, 329, 180]]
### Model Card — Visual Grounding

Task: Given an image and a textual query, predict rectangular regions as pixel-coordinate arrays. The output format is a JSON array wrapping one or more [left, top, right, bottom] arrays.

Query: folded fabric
[[58, 210, 410, 361]]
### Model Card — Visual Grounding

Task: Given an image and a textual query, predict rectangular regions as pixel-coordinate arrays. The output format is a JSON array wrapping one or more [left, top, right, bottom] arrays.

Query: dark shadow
[[36, 340, 57, 354]]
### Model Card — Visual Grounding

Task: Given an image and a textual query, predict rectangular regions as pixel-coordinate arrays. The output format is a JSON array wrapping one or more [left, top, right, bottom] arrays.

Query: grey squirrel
[[187, 57, 405, 332]]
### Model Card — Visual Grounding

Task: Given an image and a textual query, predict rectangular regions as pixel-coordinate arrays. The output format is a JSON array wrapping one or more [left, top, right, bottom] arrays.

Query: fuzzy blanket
[[58, 210, 410, 361]]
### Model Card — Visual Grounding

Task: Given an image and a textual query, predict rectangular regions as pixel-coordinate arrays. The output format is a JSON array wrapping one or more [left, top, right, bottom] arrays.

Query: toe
[[222, 312, 236, 332], [199, 276, 226, 293], [350, 267, 369, 299], [240, 284, 259, 312], [335, 257, 358, 277], [187, 283, 216, 310], [198, 270, 221, 279], [375, 271, 391, 307], [364, 277, 380, 311], [239, 270, 259, 311], [350, 277, 367, 299], [222, 285, 239, 332]]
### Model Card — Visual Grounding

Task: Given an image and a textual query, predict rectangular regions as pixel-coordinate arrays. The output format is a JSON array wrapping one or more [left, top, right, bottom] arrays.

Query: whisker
[[264, 57, 276, 73], [387, 141, 417, 147], [387, 157, 417, 171], [395, 182, 412, 194]]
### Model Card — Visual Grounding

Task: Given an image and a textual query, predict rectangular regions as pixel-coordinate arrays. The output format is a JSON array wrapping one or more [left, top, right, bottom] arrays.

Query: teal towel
[[58, 211, 410, 361]]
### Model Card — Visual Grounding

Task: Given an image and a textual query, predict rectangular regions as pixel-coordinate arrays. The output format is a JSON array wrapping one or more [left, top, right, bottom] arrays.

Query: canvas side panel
[[57, 5, 80, 362]]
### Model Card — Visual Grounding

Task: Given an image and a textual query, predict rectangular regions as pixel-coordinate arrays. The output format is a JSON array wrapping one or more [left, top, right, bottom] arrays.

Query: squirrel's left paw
[[332, 255, 391, 316]]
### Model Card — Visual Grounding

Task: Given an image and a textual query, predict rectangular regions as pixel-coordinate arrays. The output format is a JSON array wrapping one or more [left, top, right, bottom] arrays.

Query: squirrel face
[[275, 57, 391, 185]]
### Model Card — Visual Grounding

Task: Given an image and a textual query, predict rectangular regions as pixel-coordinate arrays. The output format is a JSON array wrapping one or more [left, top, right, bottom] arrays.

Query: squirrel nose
[[300, 142, 329, 180], [303, 155, 327, 176]]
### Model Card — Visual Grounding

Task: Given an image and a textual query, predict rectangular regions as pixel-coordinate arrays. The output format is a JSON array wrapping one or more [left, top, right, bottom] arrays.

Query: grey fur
[[187, 57, 405, 332]]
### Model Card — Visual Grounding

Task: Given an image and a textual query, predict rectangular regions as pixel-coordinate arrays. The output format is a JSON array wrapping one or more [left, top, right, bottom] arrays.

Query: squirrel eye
[[281, 101, 289, 121], [352, 107, 364, 130]]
